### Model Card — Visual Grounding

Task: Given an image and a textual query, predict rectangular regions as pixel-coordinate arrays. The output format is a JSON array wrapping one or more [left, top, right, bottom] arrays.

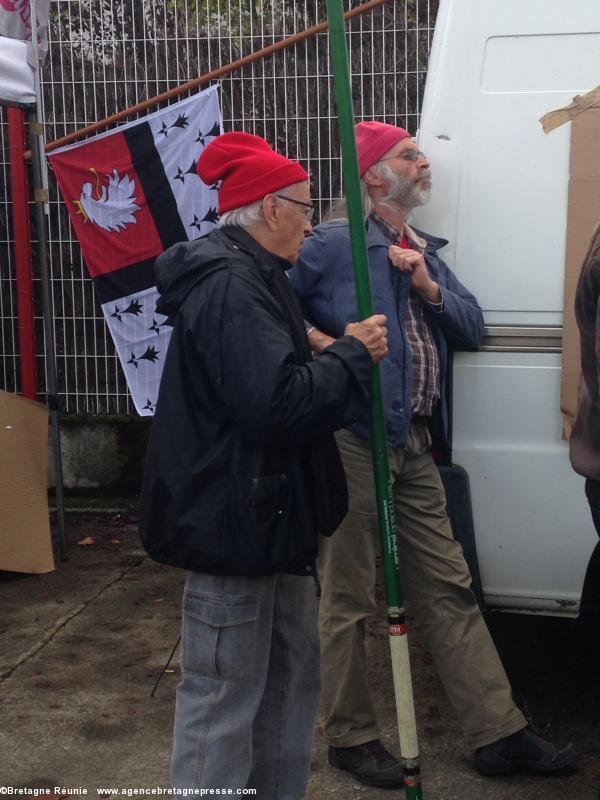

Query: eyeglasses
[[274, 194, 315, 222], [381, 149, 427, 163]]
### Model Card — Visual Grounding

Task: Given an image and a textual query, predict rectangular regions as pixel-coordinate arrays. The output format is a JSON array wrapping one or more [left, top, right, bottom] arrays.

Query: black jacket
[[139, 226, 373, 576]]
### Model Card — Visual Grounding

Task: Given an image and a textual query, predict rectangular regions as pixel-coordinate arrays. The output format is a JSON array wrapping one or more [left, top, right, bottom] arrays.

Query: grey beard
[[380, 163, 431, 208]]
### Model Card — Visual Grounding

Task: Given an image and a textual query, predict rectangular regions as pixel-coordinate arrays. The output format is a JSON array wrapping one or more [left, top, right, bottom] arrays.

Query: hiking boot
[[474, 727, 580, 776], [328, 739, 404, 788]]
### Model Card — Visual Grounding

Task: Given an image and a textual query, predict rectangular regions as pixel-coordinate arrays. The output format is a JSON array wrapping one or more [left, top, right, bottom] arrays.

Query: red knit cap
[[355, 122, 412, 177], [197, 131, 308, 214]]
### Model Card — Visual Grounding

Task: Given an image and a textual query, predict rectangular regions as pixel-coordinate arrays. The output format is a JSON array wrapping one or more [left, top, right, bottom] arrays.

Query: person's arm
[[290, 225, 347, 341], [308, 322, 388, 359], [388, 244, 441, 301], [430, 261, 484, 349], [388, 245, 483, 350], [294, 225, 389, 358], [190, 272, 386, 446], [308, 327, 336, 353]]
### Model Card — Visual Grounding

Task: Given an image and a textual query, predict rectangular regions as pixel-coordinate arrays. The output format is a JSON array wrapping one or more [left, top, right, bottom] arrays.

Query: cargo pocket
[[181, 592, 258, 681]]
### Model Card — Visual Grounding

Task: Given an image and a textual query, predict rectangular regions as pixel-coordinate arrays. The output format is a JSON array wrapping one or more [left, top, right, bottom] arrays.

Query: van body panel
[[411, 0, 600, 614], [413, 0, 600, 325], [453, 352, 597, 614]]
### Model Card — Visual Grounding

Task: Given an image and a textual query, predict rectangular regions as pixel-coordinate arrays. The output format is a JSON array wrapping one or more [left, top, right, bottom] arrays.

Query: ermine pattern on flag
[[49, 86, 223, 415]]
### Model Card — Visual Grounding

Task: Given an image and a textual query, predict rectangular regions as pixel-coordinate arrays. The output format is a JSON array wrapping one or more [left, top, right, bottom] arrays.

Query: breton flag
[[48, 86, 222, 416]]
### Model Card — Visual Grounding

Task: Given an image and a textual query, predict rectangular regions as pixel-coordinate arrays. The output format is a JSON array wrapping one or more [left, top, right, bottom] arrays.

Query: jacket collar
[[365, 215, 448, 254], [219, 225, 293, 272], [408, 225, 449, 253], [366, 217, 392, 248]]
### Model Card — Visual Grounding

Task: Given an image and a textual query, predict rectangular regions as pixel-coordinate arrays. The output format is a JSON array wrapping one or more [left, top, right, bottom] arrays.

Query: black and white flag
[[49, 86, 222, 415]]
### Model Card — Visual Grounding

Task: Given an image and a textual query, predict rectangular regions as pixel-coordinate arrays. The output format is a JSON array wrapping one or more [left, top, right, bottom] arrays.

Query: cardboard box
[[0, 390, 54, 573]]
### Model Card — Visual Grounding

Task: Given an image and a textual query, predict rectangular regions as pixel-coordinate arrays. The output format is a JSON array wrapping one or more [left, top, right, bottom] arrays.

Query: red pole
[[7, 107, 37, 400]]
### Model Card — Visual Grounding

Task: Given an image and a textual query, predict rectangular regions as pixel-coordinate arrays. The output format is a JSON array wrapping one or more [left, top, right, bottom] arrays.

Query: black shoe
[[328, 739, 404, 788], [474, 727, 580, 776]]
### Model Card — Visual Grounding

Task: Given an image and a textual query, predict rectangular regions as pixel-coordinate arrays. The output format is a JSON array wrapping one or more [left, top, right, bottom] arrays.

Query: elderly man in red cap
[[291, 121, 579, 787], [139, 131, 388, 795]]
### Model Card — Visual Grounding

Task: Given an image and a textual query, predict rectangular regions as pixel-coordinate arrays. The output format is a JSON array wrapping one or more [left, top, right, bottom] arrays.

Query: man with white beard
[[290, 122, 579, 787]]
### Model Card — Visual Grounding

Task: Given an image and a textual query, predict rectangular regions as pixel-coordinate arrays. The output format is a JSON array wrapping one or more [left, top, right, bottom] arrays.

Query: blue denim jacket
[[289, 218, 484, 449]]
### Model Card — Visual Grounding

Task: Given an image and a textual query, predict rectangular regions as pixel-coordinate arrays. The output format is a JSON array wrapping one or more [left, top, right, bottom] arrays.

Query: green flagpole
[[325, 2, 424, 797]]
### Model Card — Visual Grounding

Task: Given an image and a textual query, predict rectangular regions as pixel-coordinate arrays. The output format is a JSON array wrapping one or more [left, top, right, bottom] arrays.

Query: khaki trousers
[[318, 421, 526, 750]]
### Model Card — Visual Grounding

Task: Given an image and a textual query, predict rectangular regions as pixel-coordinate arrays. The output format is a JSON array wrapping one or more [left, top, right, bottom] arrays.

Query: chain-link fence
[[0, 0, 438, 414]]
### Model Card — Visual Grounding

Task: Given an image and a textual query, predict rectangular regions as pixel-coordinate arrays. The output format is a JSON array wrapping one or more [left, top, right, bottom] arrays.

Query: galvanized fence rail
[[0, 0, 438, 414]]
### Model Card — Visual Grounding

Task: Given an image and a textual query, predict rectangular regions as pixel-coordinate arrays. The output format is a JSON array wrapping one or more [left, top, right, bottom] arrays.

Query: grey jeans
[[171, 572, 320, 797], [318, 422, 526, 750]]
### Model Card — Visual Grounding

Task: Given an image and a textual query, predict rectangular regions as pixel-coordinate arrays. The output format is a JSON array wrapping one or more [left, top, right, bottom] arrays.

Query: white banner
[[0, 36, 34, 106], [0, 0, 51, 60]]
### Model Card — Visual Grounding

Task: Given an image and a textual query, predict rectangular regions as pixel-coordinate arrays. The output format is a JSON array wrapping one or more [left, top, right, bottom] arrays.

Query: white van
[[411, 0, 600, 615]]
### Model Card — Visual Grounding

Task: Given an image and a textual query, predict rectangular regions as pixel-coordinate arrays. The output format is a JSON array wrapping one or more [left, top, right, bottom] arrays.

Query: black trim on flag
[[124, 122, 187, 249], [94, 257, 157, 304]]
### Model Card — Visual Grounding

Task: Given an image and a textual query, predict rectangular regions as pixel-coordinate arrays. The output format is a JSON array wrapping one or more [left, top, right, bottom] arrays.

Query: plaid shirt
[[371, 213, 441, 417]]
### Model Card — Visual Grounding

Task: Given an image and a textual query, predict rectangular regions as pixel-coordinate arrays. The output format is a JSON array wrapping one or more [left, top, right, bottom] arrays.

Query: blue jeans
[[171, 572, 320, 798]]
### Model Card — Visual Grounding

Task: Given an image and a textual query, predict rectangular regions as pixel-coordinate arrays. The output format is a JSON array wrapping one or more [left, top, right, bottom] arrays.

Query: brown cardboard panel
[[561, 106, 600, 437], [0, 390, 54, 574], [568, 107, 600, 181], [539, 82, 600, 133]]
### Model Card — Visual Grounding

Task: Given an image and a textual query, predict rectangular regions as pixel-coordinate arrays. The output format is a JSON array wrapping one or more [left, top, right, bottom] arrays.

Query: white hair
[[217, 199, 264, 228], [216, 183, 304, 228], [325, 178, 374, 221]]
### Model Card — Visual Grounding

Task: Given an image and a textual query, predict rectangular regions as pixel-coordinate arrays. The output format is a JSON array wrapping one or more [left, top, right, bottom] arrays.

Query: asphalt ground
[[1, 513, 598, 799]]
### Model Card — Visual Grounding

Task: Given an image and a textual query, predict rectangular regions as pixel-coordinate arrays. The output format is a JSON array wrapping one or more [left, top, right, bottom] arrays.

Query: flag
[[48, 86, 222, 416], [0, 0, 51, 61]]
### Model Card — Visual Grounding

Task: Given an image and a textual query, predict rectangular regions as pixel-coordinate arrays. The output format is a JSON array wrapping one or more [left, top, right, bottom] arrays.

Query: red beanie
[[355, 122, 412, 177], [197, 131, 309, 214]]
